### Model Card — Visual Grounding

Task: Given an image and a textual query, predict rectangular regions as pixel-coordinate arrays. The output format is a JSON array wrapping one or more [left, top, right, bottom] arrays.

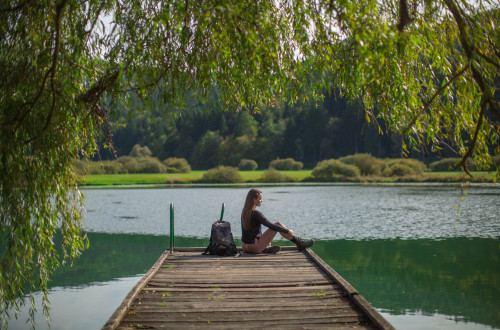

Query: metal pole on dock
[[170, 203, 174, 253], [219, 203, 225, 221]]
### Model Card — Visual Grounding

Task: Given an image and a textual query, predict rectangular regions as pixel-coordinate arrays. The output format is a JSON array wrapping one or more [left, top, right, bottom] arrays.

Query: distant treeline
[[97, 92, 439, 170], [92, 92, 497, 172]]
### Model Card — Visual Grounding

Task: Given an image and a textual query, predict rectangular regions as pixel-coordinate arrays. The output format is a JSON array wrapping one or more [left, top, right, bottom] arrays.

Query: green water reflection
[[49, 233, 209, 288], [48, 234, 499, 329], [314, 238, 500, 328]]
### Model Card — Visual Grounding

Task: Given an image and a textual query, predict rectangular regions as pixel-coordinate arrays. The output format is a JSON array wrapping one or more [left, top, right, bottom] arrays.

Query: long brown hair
[[241, 188, 262, 230]]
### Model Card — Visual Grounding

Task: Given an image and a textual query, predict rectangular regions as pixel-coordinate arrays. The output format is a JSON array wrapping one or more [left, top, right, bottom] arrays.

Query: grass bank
[[78, 170, 497, 186]]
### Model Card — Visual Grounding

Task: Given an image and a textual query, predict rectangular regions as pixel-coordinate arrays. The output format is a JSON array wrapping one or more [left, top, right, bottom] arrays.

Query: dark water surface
[[6, 185, 500, 329]]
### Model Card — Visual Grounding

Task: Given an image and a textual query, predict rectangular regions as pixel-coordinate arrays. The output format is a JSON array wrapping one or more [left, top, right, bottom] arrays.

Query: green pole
[[220, 203, 225, 221], [170, 203, 174, 253]]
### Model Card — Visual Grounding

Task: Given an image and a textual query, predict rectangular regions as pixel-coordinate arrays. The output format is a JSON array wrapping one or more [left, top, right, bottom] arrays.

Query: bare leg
[[242, 222, 293, 254], [275, 221, 294, 240], [242, 229, 277, 253]]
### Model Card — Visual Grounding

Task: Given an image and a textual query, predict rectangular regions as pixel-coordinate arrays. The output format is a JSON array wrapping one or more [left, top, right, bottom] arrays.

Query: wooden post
[[219, 202, 225, 221], [170, 203, 174, 253]]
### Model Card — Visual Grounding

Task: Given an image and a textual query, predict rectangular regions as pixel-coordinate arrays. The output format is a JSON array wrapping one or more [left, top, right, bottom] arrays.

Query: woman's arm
[[253, 210, 289, 233]]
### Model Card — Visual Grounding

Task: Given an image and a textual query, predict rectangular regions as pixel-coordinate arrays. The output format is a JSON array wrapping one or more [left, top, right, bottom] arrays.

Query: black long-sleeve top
[[241, 210, 289, 244]]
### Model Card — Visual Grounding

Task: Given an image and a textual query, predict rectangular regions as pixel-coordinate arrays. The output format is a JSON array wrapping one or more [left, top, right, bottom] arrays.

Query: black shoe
[[263, 246, 281, 254], [296, 238, 314, 251]]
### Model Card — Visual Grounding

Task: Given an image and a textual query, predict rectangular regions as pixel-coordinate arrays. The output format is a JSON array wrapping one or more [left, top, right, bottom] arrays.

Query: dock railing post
[[170, 203, 174, 253], [219, 203, 225, 221]]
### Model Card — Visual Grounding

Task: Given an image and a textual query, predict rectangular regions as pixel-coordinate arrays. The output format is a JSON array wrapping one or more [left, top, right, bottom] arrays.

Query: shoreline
[[78, 170, 499, 188], [79, 181, 500, 189]]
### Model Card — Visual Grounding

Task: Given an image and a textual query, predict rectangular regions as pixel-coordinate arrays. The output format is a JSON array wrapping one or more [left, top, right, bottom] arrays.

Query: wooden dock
[[103, 247, 394, 329]]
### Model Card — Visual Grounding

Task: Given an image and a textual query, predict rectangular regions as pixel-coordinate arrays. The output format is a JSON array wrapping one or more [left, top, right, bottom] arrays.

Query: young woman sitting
[[241, 188, 314, 254]]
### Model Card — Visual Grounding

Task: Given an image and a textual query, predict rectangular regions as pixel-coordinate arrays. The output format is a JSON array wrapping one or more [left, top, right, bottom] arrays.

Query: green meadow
[[78, 170, 313, 185], [78, 170, 496, 186]]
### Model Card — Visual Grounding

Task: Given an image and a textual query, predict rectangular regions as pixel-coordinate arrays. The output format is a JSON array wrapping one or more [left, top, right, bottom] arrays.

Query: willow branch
[[444, 0, 473, 57], [489, 99, 500, 121], [14, 65, 52, 130], [477, 51, 500, 70], [444, 0, 498, 165], [15, 0, 67, 131], [24, 0, 68, 145], [79, 69, 120, 106], [397, 0, 412, 32], [78, 69, 121, 157], [112, 63, 171, 94], [458, 100, 487, 177], [84, 2, 106, 35], [403, 65, 468, 135], [43, 0, 68, 131], [0, 0, 29, 12]]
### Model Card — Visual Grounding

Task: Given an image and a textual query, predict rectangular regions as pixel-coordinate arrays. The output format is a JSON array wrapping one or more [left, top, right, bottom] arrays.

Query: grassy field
[[79, 171, 205, 185], [239, 170, 313, 182], [78, 170, 314, 185], [78, 170, 497, 186], [422, 171, 496, 181]]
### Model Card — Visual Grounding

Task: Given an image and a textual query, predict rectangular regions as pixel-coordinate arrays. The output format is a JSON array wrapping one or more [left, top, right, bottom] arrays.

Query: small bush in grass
[[339, 153, 384, 176], [86, 161, 106, 174], [162, 157, 191, 173], [312, 159, 360, 181], [165, 177, 184, 184], [382, 163, 416, 177], [72, 159, 89, 175], [490, 156, 500, 173], [101, 160, 126, 174], [258, 169, 295, 182], [429, 158, 478, 171], [138, 157, 166, 173], [238, 159, 258, 171], [129, 144, 152, 157], [429, 158, 461, 171], [201, 166, 243, 183], [73, 158, 110, 175], [383, 158, 426, 176], [494, 156, 500, 167], [118, 156, 140, 173], [269, 158, 303, 170]]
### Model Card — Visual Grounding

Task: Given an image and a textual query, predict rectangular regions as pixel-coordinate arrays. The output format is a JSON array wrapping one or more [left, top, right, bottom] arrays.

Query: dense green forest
[[101, 92, 442, 170]]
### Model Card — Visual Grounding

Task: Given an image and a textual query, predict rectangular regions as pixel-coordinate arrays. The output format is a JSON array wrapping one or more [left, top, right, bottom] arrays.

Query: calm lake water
[[6, 185, 500, 329]]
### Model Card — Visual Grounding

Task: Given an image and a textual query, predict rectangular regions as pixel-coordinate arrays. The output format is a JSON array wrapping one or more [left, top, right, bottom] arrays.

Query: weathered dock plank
[[103, 248, 394, 330]]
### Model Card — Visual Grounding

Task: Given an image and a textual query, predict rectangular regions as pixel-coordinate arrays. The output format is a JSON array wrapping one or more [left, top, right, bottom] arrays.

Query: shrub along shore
[[76, 151, 499, 186], [78, 170, 497, 186]]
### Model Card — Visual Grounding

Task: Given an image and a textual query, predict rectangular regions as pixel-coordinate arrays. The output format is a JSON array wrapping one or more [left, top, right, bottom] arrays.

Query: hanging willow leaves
[[1, 0, 498, 327]]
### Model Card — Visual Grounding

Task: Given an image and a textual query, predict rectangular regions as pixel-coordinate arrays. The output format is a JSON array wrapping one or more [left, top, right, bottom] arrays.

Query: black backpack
[[203, 220, 239, 256]]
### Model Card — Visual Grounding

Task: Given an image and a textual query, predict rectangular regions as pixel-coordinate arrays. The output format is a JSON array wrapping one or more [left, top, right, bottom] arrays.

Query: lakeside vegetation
[[76, 150, 498, 186], [79, 170, 497, 186]]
